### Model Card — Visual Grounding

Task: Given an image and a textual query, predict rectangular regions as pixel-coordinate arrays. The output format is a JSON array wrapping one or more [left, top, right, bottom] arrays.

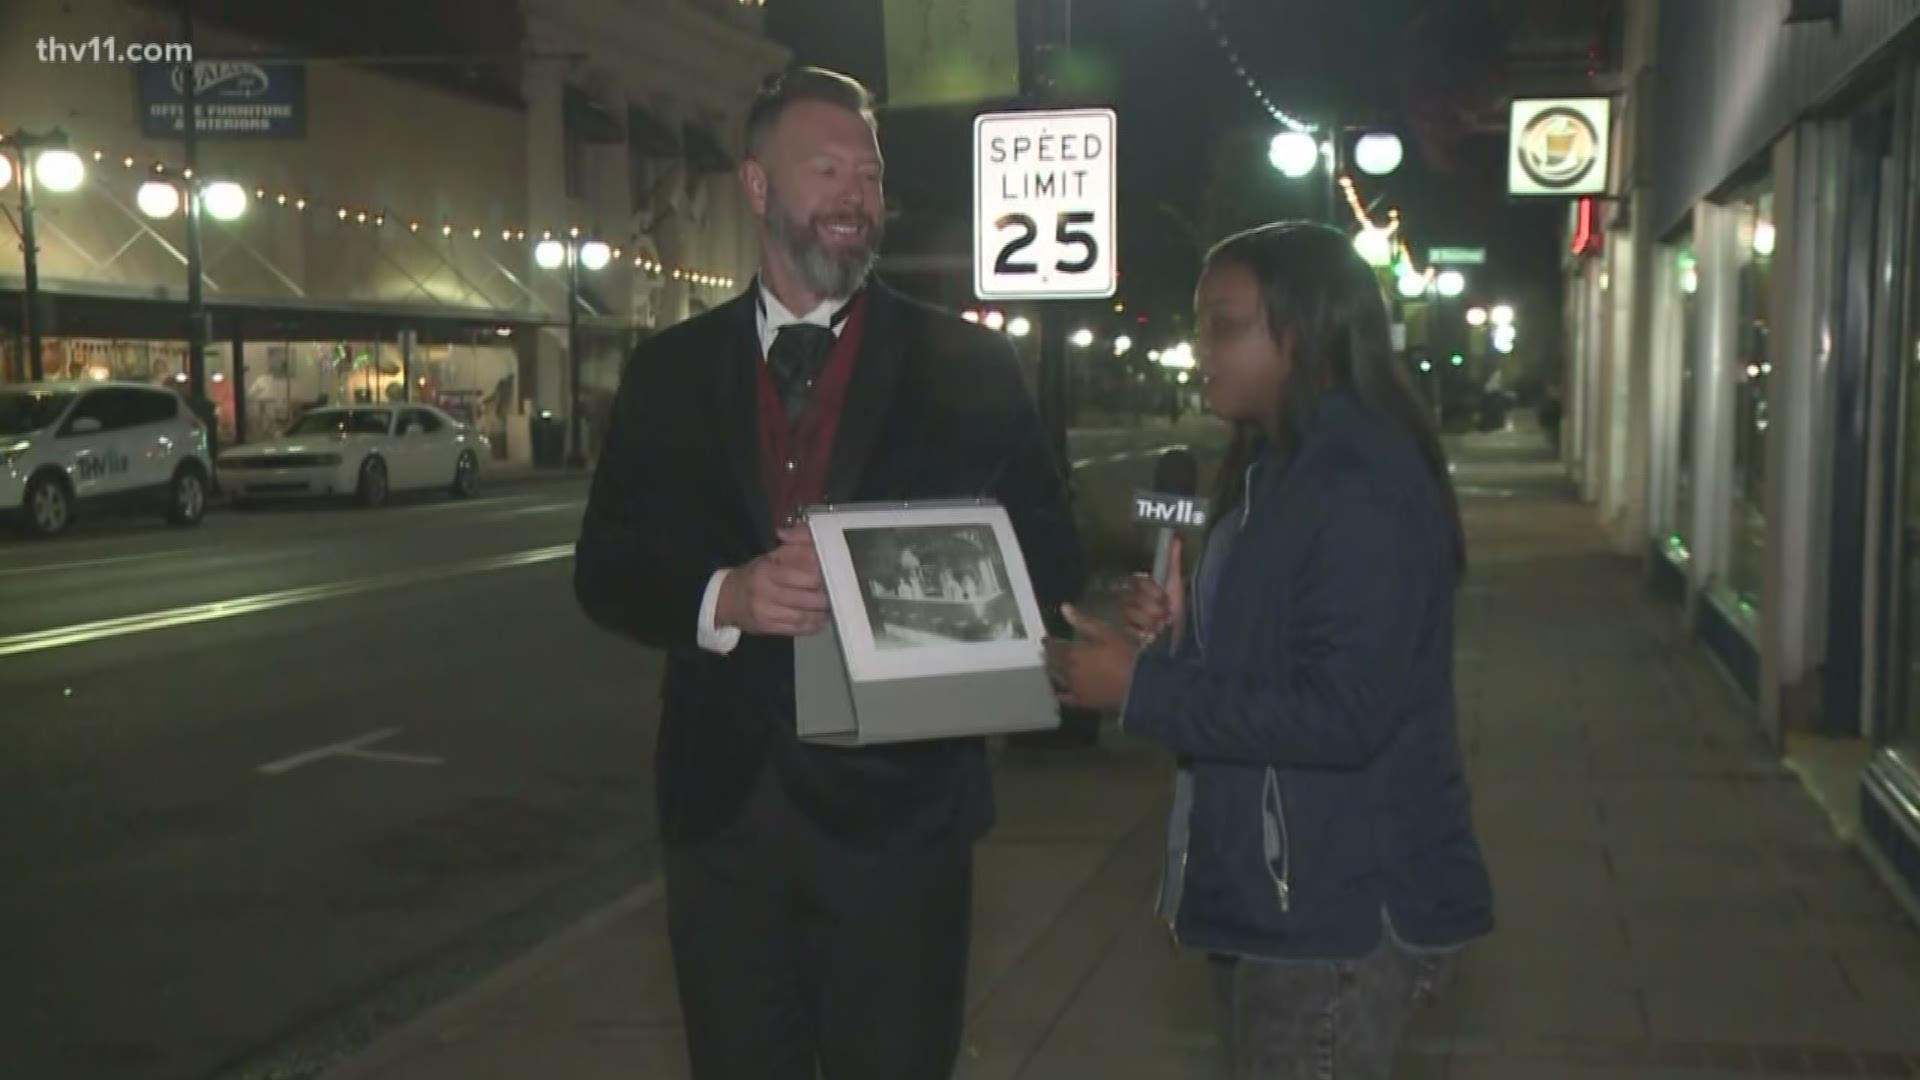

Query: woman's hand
[[1045, 605, 1140, 712], [1121, 535, 1186, 647]]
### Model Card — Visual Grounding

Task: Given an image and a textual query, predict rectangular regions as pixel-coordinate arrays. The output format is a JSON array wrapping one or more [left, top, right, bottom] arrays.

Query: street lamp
[[201, 180, 249, 222], [135, 171, 250, 418], [1113, 334, 1133, 356], [1435, 270, 1467, 299], [1007, 316, 1032, 338], [982, 310, 1006, 331], [532, 235, 609, 467], [137, 178, 182, 219], [1353, 133, 1404, 177], [1269, 122, 1403, 224], [1489, 303, 1515, 328], [1268, 131, 1319, 179], [0, 129, 86, 381], [1069, 327, 1095, 348], [1352, 224, 1395, 269], [1396, 268, 1430, 299], [1465, 306, 1488, 328]]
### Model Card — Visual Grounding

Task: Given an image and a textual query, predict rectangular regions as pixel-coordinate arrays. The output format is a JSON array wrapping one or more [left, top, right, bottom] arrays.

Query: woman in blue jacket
[[1048, 222, 1493, 1078]]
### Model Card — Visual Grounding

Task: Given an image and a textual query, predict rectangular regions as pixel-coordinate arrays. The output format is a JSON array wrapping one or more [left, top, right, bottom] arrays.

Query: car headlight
[[1, 440, 31, 467]]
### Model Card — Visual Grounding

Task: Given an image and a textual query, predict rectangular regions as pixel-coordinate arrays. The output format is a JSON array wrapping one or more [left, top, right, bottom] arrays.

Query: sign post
[[974, 106, 1116, 750], [973, 106, 1116, 469]]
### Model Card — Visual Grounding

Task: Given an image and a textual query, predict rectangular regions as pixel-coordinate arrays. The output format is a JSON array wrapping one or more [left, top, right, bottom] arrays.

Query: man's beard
[[764, 185, 881, 301]]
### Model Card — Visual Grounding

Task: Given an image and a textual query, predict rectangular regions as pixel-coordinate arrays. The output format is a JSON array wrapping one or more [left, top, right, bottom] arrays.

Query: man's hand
[[716, 525, 832, 636]]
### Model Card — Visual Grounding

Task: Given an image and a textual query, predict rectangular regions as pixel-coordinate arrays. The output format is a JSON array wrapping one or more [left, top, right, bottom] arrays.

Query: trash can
[[530, 413, 566, 469]]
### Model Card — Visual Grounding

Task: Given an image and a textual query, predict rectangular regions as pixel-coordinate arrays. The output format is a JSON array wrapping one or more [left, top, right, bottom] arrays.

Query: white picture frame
[[807, 501, 1049, 685]]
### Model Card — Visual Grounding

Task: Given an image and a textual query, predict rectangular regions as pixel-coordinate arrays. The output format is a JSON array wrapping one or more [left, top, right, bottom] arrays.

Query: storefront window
[[1671, 245, 1700, 563], [1890, 71, 1920, 761], [240, 337, 516, 454], [1724, 188, 1776, 623]]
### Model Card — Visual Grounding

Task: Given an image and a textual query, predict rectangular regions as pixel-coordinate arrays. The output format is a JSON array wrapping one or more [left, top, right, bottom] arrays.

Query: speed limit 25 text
[[984, 129, 1107, 277]]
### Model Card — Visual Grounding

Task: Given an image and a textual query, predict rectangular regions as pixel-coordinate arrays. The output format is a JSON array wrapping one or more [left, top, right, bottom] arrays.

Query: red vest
[[756, 293, 868, 527]]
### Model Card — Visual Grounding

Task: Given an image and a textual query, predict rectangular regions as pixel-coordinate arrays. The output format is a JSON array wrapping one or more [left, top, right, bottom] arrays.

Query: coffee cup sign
[[1507, 98, 1612, 197]]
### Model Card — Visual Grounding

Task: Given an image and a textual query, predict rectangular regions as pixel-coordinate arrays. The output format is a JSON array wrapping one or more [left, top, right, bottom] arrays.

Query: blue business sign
[[137, 60, 305, 139]]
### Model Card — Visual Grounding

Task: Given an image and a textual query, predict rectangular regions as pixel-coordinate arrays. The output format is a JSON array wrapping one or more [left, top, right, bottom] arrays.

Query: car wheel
[[22, 472, 73, 538], [356, 456, 390, 508], [450, 451, 479, 499], [166, 464, 208, 526]]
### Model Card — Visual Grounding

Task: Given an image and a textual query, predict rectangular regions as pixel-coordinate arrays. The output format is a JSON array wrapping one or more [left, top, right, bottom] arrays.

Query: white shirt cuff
[[697, 569, 742, 654]]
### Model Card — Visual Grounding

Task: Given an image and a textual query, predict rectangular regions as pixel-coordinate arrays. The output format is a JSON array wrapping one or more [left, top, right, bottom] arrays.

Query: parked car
[[218, 404, 487, 508], [0, 381, 214, 538]]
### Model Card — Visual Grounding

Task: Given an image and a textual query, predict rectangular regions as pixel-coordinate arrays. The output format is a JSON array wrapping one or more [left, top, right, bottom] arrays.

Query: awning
[[683, 122, 735, 174], [628, 105, 681, 158], [564, 84, 624, 145]]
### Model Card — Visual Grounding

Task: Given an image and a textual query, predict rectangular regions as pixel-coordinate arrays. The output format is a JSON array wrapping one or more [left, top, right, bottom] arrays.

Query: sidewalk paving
[[324, 426, 1920, 1080]]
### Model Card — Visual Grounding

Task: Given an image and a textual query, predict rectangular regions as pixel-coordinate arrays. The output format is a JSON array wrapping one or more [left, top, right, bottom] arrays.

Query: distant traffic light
[[1450, 353, 1465, 367]]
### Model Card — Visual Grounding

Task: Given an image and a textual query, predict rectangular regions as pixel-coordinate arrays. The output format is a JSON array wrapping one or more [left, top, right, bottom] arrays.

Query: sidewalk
[[323, 426, 1920, 1080]]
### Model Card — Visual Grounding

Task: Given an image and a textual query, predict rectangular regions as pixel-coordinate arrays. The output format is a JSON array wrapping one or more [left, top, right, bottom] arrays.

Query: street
[[0, 425, 1204, 1080]]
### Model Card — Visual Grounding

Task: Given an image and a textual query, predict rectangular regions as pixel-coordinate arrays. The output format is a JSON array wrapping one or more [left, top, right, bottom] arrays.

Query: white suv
[[0, 381, 214, 538]]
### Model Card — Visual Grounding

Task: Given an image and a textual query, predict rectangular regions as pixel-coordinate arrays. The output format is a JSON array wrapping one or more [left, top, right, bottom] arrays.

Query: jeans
[[1209, 927, 1458, 1079]]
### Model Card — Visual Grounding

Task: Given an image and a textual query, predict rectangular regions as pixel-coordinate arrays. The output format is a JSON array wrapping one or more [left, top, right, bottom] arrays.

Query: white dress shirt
[[695, 282, 853, 655]]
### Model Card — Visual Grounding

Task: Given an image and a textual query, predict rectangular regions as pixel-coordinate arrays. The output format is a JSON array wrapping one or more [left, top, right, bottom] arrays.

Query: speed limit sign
[[973, 108, 1117, 301]]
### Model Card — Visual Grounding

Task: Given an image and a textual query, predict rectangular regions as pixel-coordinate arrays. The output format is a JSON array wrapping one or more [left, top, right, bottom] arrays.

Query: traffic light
[[1450, 353, 1465, 367]]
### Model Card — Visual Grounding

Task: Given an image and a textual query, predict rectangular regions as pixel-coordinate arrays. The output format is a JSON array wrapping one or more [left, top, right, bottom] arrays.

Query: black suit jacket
[[574, 279, 1085, 850]]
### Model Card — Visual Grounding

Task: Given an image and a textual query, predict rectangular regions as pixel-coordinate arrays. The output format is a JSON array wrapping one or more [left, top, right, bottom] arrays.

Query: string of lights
[[1338, 174, 1376, 229], [1192, 0, 1315, 133], [0, 129, 740, 290]]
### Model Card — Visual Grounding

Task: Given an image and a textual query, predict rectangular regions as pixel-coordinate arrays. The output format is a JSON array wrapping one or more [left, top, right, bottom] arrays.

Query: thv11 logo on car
[[75, 448, 131, 481]]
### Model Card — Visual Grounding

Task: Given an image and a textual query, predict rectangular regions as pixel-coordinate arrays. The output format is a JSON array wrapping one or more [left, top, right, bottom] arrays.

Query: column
[[1759, 121, 1843, 740], [232, 327, 248, 446], [524, 62, 570, 416], [1564, 269, 1586, 475], [1617, 205, 1658, 557], [1646, 250, 1683, 550]]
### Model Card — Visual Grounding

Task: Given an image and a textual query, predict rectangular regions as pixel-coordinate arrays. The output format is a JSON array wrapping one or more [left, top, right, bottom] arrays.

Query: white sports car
[[218, 404, 489, 507]]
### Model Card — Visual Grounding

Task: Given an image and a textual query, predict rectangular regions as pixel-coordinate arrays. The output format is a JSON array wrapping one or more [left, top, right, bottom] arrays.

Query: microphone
[[1133, 447, 1207, 586]]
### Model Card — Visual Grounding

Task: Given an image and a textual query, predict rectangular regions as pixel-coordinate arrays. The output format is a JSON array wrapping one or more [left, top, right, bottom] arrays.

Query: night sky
[[767, 0, 1570, 350]]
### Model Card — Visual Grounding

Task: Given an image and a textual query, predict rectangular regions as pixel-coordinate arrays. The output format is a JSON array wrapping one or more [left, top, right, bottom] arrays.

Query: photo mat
[[808, 502, 1049, 684]]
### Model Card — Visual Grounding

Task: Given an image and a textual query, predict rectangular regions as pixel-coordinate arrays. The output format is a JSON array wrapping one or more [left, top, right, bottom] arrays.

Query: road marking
[[258, 728, 444, 775], [0, 548, 201, 578], [0, 543, 573, 657], [1070, 442, 1190, 471], [485, 501, 584, 518]]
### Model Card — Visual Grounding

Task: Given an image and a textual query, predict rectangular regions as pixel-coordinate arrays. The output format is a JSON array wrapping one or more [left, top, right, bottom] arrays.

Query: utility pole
[[179, 0, 208, 400], [18, 145, 44, 381], [1013, 0, 1097, 749]]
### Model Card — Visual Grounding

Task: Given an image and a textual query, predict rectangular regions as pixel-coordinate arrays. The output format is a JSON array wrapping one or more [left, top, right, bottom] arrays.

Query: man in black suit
[[573, 67, 1083, 1080]]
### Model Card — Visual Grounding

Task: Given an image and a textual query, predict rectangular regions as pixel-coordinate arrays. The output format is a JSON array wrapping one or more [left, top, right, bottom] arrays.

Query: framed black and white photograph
[[808, 502, 1048, 684]]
